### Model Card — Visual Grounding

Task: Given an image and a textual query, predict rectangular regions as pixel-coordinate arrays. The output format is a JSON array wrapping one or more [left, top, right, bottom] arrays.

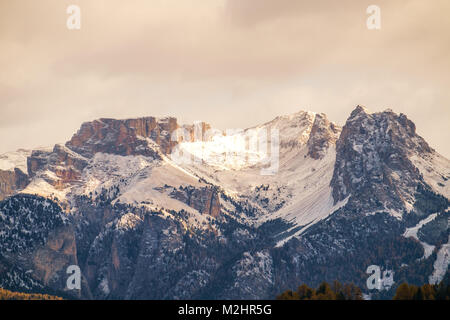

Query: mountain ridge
[[0, 105, 448, 299]]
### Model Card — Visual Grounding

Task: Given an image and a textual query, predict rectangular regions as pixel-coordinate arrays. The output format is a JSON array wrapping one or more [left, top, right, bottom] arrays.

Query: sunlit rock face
[[27, 144, 88, 190], [65, 117, 211, 158]]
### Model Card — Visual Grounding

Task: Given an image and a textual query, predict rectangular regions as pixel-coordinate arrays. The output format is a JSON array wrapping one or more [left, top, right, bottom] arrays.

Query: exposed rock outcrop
[[170, 186, 221, 218], [65, 117, 211, 158], [0, 194, 88, 298], [0, 168, 29, 200], [331, 106, 433, 213], [27, 144, 88, 190], [307, 113, 341, 159]]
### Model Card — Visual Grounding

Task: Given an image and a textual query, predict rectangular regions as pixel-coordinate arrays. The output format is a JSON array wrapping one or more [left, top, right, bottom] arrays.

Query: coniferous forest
[[277, 273, 450, 300], [0, 287, 62, 300]]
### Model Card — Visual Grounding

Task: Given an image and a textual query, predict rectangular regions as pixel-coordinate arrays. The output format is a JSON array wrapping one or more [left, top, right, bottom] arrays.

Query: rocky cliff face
[[170, 186, 221, 218], [0, 150, 30, 200], [307, 113, 341, 159], [331, 106, 434, 214], [0, 168, 28, 201], [27, 145, 88, 190], [0, 194, 85, 298], [66, 117, 168, 158], [66, 117, 211, 158]]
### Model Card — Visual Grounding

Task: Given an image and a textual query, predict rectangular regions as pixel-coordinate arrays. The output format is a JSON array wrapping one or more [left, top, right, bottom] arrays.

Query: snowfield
[[0, 149, 32, 173], [429, 235, 450, 285], [403, 213, 438, 259]]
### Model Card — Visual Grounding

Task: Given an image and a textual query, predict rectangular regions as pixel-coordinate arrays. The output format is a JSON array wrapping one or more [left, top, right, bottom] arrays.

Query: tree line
[[0, 287, 62, 300], [276, 281, 363, 300], [277, 278, 450, 300]]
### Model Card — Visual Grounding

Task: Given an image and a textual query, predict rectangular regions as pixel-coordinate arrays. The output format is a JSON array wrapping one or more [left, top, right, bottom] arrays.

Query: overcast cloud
[[0, 0, 449, 157]]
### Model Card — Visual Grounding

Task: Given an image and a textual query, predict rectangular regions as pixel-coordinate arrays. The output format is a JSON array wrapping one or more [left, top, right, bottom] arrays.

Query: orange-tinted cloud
[[0, 0, 449, 156]]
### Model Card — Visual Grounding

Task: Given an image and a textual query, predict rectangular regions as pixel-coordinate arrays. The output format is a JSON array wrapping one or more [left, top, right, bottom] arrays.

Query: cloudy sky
[[1, 0, 449, 157]]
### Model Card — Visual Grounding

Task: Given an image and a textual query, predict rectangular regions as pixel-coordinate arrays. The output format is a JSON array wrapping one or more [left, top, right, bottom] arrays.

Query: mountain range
[[0, 105, 448, 299]]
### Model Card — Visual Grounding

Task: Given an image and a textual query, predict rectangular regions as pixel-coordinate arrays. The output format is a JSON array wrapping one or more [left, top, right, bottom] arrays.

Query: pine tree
[[296, 284, 314, 300], [421, 284, 435, 300], [314, 282, 335, 300], [394, 283, 414, 300], [276, 290, 299, 300], [413, 287, 423, 300]]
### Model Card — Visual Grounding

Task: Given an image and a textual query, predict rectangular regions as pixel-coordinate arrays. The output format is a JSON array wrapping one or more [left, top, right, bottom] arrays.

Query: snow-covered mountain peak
[[245, 110, 341, 158], [331, 106, 448, 217], [254, 110, 316, 148], [348, 104, 371, 120], [1, 106, 449, 300]]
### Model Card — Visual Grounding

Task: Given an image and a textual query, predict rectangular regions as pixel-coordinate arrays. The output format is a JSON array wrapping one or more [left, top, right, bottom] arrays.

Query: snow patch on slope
[[410, 153, 450, 199], [21, 178, 68, 201], [275, 193, 349, 247], [75, 152, 156, 197], [234, 250, 273, 284], [72, 152, 213, 230], [403, 213, 438, 259], [429, 235, 450, 285], [177, 113, 342, 240], [0, 149, 32, 173]]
